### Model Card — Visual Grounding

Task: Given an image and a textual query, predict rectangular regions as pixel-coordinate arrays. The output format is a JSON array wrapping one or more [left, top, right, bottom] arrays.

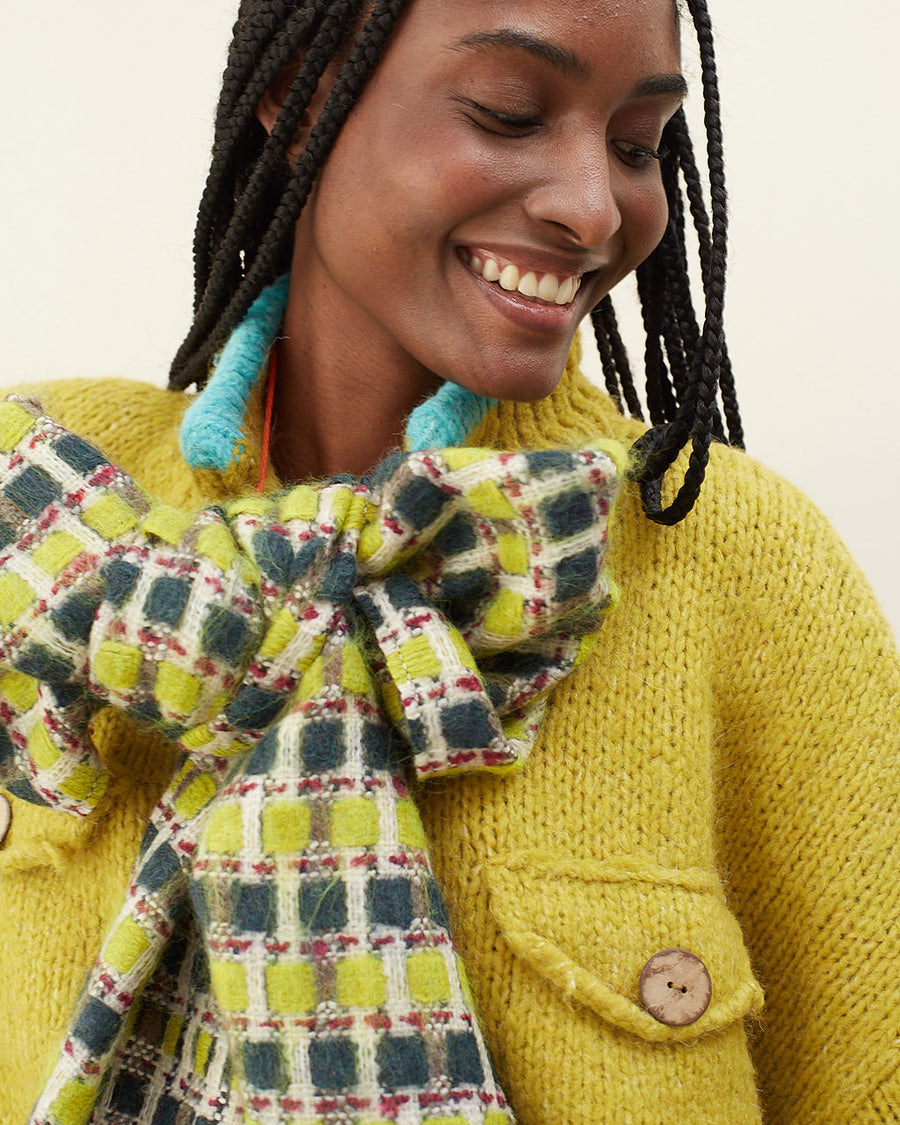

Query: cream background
[[0, 1, 897, 636]]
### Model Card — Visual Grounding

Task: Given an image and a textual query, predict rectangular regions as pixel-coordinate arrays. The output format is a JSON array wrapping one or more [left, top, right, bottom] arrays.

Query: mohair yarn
[[0, 354, 897, 1124]]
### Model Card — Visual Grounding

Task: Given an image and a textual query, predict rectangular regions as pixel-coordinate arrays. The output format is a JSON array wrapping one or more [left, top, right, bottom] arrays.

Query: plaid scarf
[[0, 396, 621, 1125]]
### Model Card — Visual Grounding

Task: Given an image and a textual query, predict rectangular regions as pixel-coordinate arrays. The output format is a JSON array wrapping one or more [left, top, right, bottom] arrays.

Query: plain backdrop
[[1, 1, 897, 637]]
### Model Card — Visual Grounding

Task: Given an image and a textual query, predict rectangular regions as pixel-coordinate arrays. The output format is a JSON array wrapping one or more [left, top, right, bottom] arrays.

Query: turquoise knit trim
[[180, 275, 290, 471], [405, 381, 497, 451], [180, 271, 494, 469]]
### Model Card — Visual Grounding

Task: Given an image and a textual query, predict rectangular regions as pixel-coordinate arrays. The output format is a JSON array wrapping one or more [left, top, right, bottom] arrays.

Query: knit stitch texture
[[179, 275, 290, 472], [0, 359, 897, 1124]]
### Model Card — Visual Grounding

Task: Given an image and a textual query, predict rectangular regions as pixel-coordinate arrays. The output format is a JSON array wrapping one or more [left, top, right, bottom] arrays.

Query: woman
[[0, 1, 896, 1123]]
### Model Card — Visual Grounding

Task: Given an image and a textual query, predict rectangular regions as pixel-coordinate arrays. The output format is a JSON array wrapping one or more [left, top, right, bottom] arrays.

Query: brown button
[[0, 793, 10, 846], [639, 948, 711, 1026]]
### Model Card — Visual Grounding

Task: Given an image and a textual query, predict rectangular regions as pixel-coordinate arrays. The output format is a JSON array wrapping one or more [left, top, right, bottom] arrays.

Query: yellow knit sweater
[[1, 363, 897, 1124]]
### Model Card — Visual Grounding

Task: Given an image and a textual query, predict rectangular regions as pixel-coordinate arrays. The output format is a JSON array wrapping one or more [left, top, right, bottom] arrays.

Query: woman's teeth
[[468, 254, 582, 306]]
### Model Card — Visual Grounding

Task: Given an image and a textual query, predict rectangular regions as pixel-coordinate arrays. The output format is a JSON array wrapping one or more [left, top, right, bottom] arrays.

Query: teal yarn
[[405, 381, 497, 451], [179, 271, 495, 469], [180, 275, 290, 471]]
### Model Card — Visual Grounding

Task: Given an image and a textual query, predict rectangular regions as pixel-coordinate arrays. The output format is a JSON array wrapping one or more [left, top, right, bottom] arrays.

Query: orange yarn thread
[[257, 344, 278, 494]]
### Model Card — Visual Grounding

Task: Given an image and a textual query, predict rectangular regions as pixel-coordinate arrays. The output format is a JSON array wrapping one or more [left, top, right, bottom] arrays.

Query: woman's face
[[288, 0, 684, 404]]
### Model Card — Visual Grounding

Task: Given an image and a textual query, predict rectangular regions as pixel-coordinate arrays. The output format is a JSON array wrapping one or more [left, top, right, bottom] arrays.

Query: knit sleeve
[[711, 465, 900, 1123]]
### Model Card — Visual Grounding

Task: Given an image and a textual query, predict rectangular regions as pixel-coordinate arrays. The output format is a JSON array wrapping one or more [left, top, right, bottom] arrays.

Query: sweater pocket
[[0, 786, 101, 872], [483, 849, 764, 1043], [0, 708, 177, 872]]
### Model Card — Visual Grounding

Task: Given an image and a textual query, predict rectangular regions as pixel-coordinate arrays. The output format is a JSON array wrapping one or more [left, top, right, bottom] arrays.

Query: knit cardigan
[[0, 357, 897, 1124]]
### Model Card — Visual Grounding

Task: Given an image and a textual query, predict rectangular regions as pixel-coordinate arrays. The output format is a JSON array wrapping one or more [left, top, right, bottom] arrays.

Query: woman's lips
[[460, 249, 584, 306], [458, 250, 587, 335]]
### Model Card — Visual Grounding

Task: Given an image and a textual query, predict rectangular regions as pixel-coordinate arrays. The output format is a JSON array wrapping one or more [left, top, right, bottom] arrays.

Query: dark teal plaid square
[[146, 576, 192, 628], [376, 1035, 428, 1089], [441, 569, 493, 623], [0, 725, 14, 768], [367, 877, 414, 929], [150, 1094, 180, 1125], [51, 592, 97, 643], [15, 643, 73, 684], [290, 538, 323, 582], [5, 465, 61, 516], [526, 450, 575, 475], [243, 1041, 287, 1092], [317, 551, 358, 601], [201, 604, 251, 664], [252, 529, 294, 584], [224, 685, 284, 730], [421, 874, 451, 931], [54, 433, 107, 473], [300, 879, 347, 932], [234, 883, 276, 932], [540, 488, 594, 540], [102, 559, 141, 607], [309, 1038, 357, 1091], [139, 842, 182, 893], [431, 510, 478, 555], [301, 720, 346, 771], [446, 1031, 484, 1085], [362, 723, 391, 770], [393, 476, 450, 531], [245, 729, 279, 776], [555, 548, 599, 601], [109, 1071, 147, 1116], [440, 700, 495, 751], [74, 997, 121, 1055]]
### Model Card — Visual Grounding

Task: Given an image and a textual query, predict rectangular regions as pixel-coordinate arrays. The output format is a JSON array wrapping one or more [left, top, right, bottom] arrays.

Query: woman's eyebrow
[[451, 29, 590, 80], [451, 30, 688, 100], [633, 74, 689, 99]]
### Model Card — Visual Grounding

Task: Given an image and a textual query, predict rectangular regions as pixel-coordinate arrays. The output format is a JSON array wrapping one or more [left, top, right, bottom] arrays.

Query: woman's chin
[[445, 357, 570, 405]]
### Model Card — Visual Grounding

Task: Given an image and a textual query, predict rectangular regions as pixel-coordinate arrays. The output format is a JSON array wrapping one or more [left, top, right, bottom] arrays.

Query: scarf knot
[[0, 395, 622, 1125], [0, 399, 620, 816]]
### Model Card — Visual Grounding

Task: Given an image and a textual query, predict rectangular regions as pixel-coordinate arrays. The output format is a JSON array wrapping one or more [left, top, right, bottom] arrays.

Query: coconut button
[[639, 948, 712, 1026], [0, 792, 11, 846]]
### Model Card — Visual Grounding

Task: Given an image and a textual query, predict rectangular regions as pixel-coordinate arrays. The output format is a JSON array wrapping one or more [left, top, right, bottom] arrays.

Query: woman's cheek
[[630, 178, 671, 265]]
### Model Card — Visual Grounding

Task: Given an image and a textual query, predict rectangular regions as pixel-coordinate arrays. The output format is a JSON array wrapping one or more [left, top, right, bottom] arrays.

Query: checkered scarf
[[0, 396, 621, 1125]]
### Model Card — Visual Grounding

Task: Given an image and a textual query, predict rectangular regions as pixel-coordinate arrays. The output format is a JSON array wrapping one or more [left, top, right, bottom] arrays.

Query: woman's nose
[[524, 139, 622, 249]]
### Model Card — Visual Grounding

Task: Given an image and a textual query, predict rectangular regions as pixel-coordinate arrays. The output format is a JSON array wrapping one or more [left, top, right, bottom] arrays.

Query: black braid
[[645, 0, 731, 522], [173, 0, 369, 383], [192, 2, 329, 304], [170, 0, 412, 389], [594, 1, 744, 522], [590, 298, 644, 420], [171, 0, 743, 524]]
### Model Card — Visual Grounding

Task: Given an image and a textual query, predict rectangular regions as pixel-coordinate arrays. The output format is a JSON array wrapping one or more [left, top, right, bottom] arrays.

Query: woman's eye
[[463, 99, 542, 136], [612, 140, 667, 170]]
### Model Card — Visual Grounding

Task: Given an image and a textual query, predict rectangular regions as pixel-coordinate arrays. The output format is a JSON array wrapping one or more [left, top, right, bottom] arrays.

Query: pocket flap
[[484, 849, 764, 1042], [0, 709, 176, 871], [0, 786, 99, 871]]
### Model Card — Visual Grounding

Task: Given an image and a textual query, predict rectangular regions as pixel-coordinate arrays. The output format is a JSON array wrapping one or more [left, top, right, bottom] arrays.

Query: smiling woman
[[259, 0, 687, 480], [166, 0, 736, 525], [0, 2, 898, 1125]]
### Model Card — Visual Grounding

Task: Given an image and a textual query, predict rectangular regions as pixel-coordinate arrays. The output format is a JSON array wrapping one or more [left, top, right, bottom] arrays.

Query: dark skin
[[255, 0, 685, 482]]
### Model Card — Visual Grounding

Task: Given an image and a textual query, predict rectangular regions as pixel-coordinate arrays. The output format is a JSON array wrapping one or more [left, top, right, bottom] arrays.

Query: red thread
[[257, 343, 278, 493]]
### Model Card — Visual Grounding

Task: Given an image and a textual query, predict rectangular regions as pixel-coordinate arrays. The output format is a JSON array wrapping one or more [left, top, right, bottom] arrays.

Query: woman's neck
[[270, 275, 441, 483]]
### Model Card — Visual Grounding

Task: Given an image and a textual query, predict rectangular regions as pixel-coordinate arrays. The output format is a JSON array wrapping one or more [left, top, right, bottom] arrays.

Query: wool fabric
[[175, 272, 497, 466], [0, 397, 620, 1125], [179, 276, 290, 472], [0, 355, 897, 1124]]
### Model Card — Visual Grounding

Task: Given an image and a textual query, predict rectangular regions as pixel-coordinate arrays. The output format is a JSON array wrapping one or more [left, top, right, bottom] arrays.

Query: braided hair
[[169, 0, 742, 525]]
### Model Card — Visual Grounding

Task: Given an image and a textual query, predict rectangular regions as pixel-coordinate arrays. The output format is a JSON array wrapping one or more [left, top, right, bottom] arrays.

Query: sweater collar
[[178, 275, 636, 500]]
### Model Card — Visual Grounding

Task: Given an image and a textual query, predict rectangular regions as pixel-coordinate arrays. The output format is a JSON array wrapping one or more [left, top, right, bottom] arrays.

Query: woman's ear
[[255, 59, 304, 137], [256, 58, 338, 164]]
